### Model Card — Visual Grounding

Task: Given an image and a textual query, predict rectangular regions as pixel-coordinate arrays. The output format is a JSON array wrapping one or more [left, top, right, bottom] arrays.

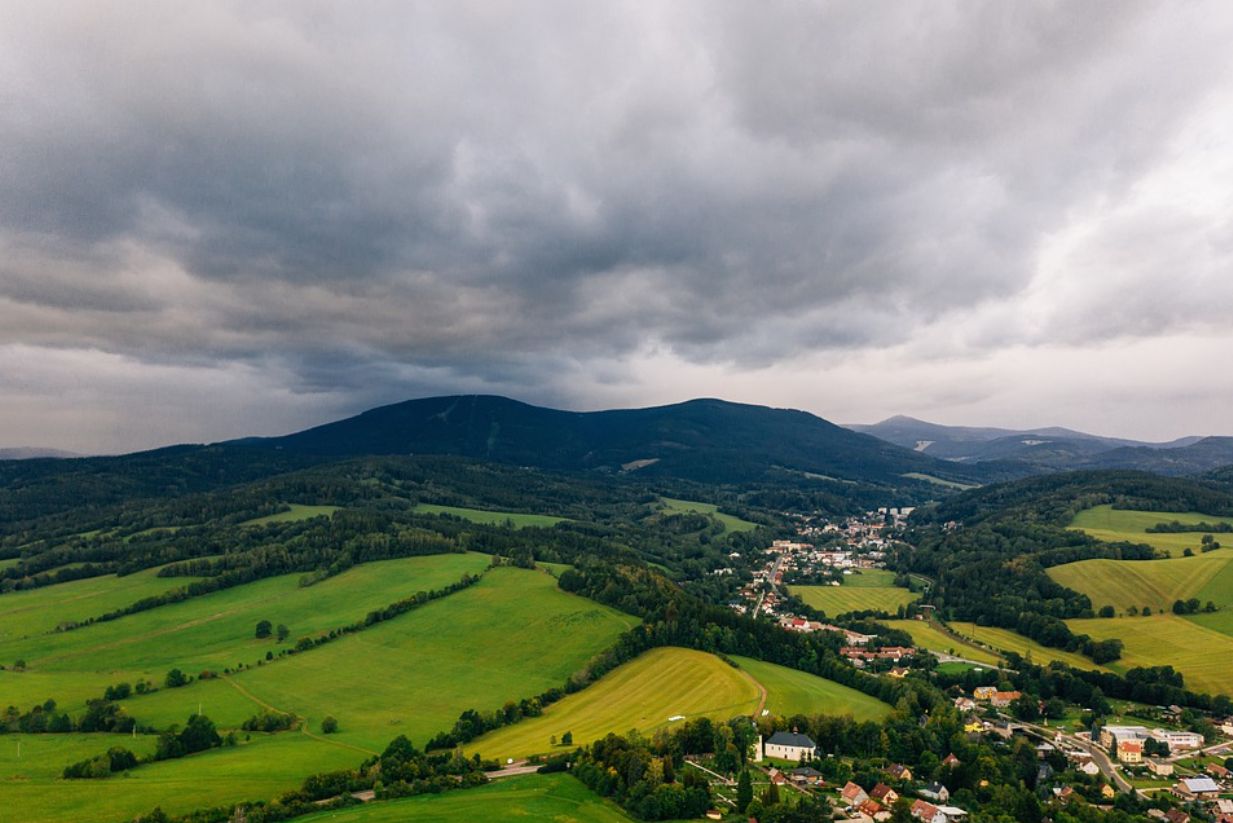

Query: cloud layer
[[2, 1, 1232, 452]]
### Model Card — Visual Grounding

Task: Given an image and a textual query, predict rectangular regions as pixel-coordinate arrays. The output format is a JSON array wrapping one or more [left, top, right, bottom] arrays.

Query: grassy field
[[466, 647, 760, 760], [126, 566, 638, 752], [790, 569, 918, 617], [0, 732, 360, 823], [242, 504, 341, 526], [1067, 615, 1233, 696], [414, 503, 566, 529], [901, 473, 978, 491], [1069, 505, 1233, 557], [947, 622, 1109, 672], [730, 656, 891, 721], [297, 773, 637, 823], [659, 498, 758, 533], [1047, 548, 1233, 615], [882, 619, 1003, 666], [0, 553, 494, 713]]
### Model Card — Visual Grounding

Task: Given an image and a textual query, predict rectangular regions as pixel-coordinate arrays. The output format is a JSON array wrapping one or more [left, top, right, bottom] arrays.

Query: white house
[[764, 730, 817, 761]]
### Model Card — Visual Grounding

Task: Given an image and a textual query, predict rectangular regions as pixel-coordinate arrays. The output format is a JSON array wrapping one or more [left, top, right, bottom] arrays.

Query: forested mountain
[[852, 415, 1225, 475], [0, 447, 78, 459], [241, 395, 984, 486]]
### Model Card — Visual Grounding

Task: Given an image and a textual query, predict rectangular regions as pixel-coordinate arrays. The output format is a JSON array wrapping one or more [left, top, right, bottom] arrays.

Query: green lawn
[[0, 732, 359, 823], [881, 619, 1003, 666], [466, 647, 760, 760], [126, 566, 638, 752], [659, 498, 758, 533], [241, 504, 341, 526], [0, 553, 493, 715], [790, 570, 918, 617], [730, 656, 891, 721], [1067, 615, 1233, 696], [297, 773, 637, 823], [947, 622, 1110, 672], [1069, 505, 1233, 557], [414, 503, 566, 529], [1047, 548, 1233, 615]]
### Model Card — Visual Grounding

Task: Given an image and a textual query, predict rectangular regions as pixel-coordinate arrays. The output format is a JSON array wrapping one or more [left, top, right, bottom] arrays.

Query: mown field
[[297, 773, 637, 823], [1066, 615, 1233, 697], [882, 619, 1003, 666], [1068, 505, 1233, 557], [241, 503, 341, 525], [729, 656, 891, 721], [0, 553, 492, 713], [0, 732, 360, 823], [947, 622, 1110, 672], [125, 566, 638, 752], [1047, 548, 1233, 615], [465, 647, 761, 761], [659, 498, 758, 533], [790, 569, 918, 617], [414, 503, 567, 529]]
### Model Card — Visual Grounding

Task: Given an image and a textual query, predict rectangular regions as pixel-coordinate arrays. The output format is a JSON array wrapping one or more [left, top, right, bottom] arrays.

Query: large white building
[[761, 730, 817, 762]]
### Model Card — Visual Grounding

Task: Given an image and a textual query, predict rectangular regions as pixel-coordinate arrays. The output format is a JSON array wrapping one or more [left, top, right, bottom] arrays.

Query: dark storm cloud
[[2, 1, 1232, 451]]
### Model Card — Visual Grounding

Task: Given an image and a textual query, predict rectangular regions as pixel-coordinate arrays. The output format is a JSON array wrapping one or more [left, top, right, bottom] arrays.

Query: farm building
[[765, 730, 817, 761]]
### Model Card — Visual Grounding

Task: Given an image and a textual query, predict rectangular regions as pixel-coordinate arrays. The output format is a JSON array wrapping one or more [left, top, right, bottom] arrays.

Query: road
[[487, 760, 543, 779], [1013, 719, 1132, 794], [753, 553, 788, 617]]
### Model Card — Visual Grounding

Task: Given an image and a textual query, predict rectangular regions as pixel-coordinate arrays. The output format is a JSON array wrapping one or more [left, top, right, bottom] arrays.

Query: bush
[[321, 715, 339, 734], [255, 619, 272, 639]]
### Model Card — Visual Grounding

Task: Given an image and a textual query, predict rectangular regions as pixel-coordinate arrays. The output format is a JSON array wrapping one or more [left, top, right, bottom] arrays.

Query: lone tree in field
[[165, 668, 189, 688], [255, 620, 272, 639], [561, 731, 573, 745], [276, 624, 290, 642], [321, 716, 338, 734]]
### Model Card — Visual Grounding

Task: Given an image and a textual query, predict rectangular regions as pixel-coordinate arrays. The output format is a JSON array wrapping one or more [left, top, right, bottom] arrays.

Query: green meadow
[[241, 504, 341, 526], [298, 773, 637, 823], [414, 503, 567, 529], [729, 656, 891, 721], [1066, 615, 1233, 697], [658, 498, 758, 533], [947, 622, 1109, 672], [790, 569, 918, 617], [1068, 505, 1233, 557], [1047, 548, 1233, 615], [881, 619, 1003, 666], [125, 566, 638, 752]]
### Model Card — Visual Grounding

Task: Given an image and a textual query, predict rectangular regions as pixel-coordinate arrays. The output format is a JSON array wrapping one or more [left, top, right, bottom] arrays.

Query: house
[[1207, 763, 1231, 780], [1099, 725, 1147, 749], [1053, 786, 1076, 803], [1116, 739, 1143, 764], [1214, 799, 1233, 816], [1100, 783, 1116, 799], [1147, 759, 1174, 777], [973, 686, 997, 700], [937, 806, 968, 822], [859, 799, 885, 821], [841, 781, 870, 807], [765, 730, 817, 761], [1174, 776, 1220, 800], [954, 697, 977, 713], [1163, 810, 1190, 823], [990, 690, 1022, 708], [1079, 761, 1101, 776], [941, 753, 961, 769], [910, 799, 947, 823], [791, 766, 825, 786], [887, 763, 913, 782], [919, 782, 950, 802], [768, 767, 788, 785], [870, 783, 899, 805]]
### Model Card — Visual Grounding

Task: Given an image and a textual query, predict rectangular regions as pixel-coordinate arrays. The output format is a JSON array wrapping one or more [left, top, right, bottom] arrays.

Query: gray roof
[[767, 731, 816, 748]]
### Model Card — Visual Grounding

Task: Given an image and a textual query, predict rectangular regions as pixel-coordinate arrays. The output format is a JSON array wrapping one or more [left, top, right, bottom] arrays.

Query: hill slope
[[243, 395, 978, 485]]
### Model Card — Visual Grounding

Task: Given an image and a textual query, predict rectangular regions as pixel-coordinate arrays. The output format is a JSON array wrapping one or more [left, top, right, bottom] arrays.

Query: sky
[[2, 1, 1233, 454]]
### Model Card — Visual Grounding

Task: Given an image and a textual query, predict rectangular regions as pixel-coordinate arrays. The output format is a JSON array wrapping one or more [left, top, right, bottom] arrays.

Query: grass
[[947, 622, 1110, 672], [658, 498, 758, 533], [466, 648, 762, 760], [729, 656, 891, 721], [882, 619, 1003, 666], [1069, 505, 1233, 557], [0, 732, 359, 823], [790, 570, 918, 617], [296, 773, 637, 823], [0, 564, 204, 643], [0, 554, 494, 705], [1046, 548, 1233, 615], [901, 473, 978, 491], [241, 504, 341, 526], [414, 503, 566, 529], [1066, 615, 1233, 696], [126, 567, 638, 752]]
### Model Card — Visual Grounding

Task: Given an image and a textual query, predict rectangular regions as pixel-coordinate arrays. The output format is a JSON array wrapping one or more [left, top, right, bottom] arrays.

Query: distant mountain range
[[0, 447, 78, 460], [241, 395, 982, 486], [849, 415, 1231, 475]]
